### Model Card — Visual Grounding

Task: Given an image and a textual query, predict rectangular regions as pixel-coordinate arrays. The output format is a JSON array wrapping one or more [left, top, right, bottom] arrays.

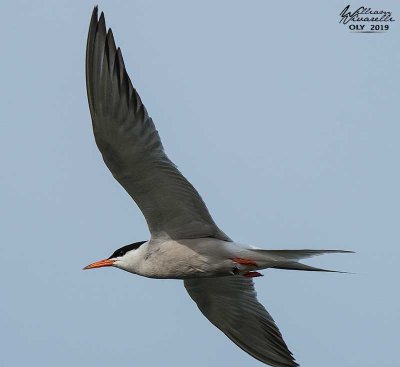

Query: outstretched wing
[[184, 277, 299, 367], [86, 7, 230, 241]]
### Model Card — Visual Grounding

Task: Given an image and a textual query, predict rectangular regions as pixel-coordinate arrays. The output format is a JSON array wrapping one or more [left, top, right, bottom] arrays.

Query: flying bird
[[84, 7, 351, 367]]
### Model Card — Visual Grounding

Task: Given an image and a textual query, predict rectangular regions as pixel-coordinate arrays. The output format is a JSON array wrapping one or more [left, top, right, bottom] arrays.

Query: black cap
[[108, 241, 146, 259]]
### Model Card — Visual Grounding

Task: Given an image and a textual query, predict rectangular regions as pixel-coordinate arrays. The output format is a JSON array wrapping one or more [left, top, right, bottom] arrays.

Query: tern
[[84, 7, 351, 367]]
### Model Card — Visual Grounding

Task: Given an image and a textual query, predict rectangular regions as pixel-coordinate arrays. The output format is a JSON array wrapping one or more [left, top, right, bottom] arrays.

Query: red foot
[[243, 271, 263, 278], [232, 258, 258, 267]]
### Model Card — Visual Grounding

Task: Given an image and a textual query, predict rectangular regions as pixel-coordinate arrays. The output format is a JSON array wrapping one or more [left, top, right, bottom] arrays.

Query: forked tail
[[249, 249, 353, 273]]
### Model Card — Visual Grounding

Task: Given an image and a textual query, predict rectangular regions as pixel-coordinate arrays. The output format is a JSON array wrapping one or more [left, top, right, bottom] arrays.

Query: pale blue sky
[[1, 1, 399, 366]]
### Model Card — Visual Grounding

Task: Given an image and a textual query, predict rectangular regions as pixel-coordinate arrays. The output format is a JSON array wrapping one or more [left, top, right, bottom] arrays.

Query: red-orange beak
[[83, 258, 115, 270]]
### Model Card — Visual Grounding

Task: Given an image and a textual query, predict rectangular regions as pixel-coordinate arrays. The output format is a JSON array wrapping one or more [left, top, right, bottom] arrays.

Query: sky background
[[1, 1, 399, 366]]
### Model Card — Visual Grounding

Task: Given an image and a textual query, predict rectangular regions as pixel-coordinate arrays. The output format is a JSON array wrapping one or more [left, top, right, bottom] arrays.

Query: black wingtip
[[107, 28, 116, 48], [91, 6, 98, 22], [89, 6, 98, 32], [99, 11, 105, 26]]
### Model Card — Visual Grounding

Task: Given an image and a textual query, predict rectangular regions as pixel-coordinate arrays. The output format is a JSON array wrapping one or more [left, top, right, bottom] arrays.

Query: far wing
[[86, 8, 230, 241], [184, 277, 299, 367]]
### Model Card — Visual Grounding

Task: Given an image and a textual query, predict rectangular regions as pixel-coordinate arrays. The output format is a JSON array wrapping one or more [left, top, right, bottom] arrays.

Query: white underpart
[[114, 238, 267, 279]]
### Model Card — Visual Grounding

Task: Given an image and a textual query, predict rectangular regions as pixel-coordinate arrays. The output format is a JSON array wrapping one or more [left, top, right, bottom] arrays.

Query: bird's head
[[83, 241, 147, 272]]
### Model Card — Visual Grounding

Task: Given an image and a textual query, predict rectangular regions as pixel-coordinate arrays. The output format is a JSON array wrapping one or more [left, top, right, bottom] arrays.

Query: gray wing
[[85, 7, 230, 241], [184, 277, 299, 367]]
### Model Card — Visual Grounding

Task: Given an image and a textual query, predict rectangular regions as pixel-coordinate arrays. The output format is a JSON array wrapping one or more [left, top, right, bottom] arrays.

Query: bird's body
[[115, 238, 243, 279], [84, 7, 351, 367]]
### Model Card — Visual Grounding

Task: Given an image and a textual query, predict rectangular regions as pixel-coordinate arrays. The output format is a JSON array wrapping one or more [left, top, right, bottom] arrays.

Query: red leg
[[231, 257, 258, 267]]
